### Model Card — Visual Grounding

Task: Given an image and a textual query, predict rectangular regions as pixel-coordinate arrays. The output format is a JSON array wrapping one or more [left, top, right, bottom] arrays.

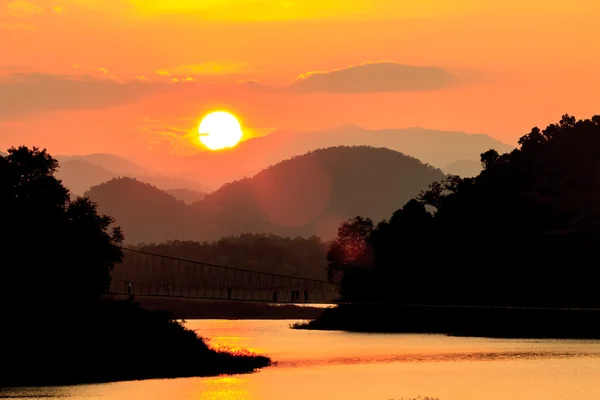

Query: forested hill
[[86, 146, 445, 244]]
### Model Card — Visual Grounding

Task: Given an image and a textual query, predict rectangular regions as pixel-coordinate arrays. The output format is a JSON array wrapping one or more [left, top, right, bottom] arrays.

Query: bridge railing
[[109, 248, 339, 303]]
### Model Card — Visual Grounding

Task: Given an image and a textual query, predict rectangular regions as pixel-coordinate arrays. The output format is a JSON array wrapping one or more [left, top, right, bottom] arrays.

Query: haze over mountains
[[86, 146, 445, 244], [3, 125, 511, 211], [54, 153, 208, 197], [142, 125, 513, 190]]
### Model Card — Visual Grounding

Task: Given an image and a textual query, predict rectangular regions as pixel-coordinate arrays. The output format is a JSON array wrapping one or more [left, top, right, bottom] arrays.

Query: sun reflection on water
[[193, 376, 255, 400]]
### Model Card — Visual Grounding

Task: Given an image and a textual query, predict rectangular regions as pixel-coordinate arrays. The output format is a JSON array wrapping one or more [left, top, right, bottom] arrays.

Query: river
[[3, 319, 600, 399]]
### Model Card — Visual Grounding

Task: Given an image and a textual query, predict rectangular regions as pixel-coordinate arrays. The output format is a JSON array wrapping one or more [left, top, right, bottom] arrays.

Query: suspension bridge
[[109, 248, 339, 304]]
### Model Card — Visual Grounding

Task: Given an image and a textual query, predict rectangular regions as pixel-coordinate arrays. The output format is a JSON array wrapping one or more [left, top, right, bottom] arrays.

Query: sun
[[198, 111, 244, 151]]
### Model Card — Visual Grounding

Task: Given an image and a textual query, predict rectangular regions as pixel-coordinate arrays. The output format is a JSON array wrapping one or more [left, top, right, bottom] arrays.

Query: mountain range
[[85, 146, 446, 244], [54, 154, 208, 197], [3, 125, 512, 205], [148, 125, 513, 190]]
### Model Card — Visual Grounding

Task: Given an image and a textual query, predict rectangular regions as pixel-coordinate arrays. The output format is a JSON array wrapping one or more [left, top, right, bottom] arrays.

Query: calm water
[[3, 319, 600, 400]]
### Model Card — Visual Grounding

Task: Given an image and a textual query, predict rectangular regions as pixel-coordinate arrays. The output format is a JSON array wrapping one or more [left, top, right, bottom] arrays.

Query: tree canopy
[[329, 115, 600, 308], [0, 146, 124, 312], [134, 233, 329, 280]]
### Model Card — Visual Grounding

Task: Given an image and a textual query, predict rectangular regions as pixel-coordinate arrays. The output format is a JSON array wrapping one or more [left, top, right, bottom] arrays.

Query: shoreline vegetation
[[0, 147, 271, 388], [113, 295, 330, 320], [2, 299, 272, 388], [291, 305, 600, 339], [305, 115, 600, 340]]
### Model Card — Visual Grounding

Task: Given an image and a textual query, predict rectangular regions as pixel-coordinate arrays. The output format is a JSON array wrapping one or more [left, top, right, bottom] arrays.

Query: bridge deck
[[110, 248, 339, 304]]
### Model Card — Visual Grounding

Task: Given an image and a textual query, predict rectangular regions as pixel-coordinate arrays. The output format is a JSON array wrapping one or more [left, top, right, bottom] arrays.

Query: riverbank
[[108, 295, 330, 320], [293, 304, 600, 339], [1, 299, 271, 388]]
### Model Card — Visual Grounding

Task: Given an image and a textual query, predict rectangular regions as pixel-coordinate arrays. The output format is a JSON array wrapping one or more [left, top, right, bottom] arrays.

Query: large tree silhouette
[[0, 146, 123, 313], [331, 115, 600, 307]]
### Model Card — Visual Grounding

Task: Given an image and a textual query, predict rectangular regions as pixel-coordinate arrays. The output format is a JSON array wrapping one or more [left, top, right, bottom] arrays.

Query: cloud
[[235, 78, 277, 93], [147, 137, 178, 156], [4, 0, 43, 18], [287, 62, 455, 93], [0, 73, 173, 118], [146, 126, 199, 156], [237, 79, 261, 85], [156, 70, 171, 76], [148, 127, 189, 135]]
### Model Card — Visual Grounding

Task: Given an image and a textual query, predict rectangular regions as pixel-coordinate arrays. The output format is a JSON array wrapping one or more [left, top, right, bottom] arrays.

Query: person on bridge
[[227, 287, 232, 299], [304, 289, 309, 302], [272, 292, 278, 302], [127, 281, 132, 295], [166, 283, 171, 296]]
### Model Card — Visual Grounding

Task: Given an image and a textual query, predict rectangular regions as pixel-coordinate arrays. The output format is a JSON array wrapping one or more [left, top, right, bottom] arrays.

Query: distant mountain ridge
[[165, 188, 206, 204], [443, 159, 483, 177], [85, 146, 446, 244], [35, 125, 512, 193], [56, 153, 153, 176], [55, 153, 209, 195], [152, 125, 513, 190]]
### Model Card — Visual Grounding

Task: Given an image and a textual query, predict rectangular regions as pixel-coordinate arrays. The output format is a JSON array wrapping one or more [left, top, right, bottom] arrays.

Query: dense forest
[[135, 234, 329, 280], [86, 146, 445, 243], [0, 147, 269, 387], [328, 115, 600, 308]]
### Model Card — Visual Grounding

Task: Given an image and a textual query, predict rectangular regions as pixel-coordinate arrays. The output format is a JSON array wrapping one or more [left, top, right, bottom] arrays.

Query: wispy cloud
[[148, 127, 189, 135], [0, 73, 174, 117], [288, 62, 455, 93], [237, 79, 261, 85], [4, 0, 43, 18]]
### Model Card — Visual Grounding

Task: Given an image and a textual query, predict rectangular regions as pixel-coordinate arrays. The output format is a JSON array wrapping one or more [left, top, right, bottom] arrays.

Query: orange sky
[[1, 0, 599, 162]]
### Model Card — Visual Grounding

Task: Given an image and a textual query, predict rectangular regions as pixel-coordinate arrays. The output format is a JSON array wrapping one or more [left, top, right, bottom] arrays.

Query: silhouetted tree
[[0, 146, 123, 314], [480, 149, 499, 170], [0, 147, 272, 387], [326, 216, 374, 278], [333, 114, 600, 308]]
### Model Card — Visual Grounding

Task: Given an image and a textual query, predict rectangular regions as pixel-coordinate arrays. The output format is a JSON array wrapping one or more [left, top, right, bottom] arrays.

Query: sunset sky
[[1, 0, 599, 163]]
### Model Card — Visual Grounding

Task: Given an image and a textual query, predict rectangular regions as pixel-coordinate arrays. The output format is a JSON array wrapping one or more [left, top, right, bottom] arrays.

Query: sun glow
[[198, 111, 244, 150]]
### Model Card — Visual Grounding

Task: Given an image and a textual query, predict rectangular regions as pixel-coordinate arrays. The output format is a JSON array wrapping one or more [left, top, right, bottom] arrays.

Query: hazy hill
[[443, 159, 482, 177], [160, 125, 513, 190], [56, 153, 151, 176], [166, 188, 206, 204], [237, 125, 514, 168], [86, 146, 445, 244], [56, 155, 208, 196], [87, 146, 444, 243], [190, 146, 445, 241], [85, 177, 188, 243], [56, 159, 116, 196]]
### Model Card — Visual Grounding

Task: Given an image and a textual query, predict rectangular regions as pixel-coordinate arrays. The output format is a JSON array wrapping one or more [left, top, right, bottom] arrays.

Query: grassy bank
[[1, 299, 271, 388], [293, 304, 600, 339], [112, 295, 330, 320]]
